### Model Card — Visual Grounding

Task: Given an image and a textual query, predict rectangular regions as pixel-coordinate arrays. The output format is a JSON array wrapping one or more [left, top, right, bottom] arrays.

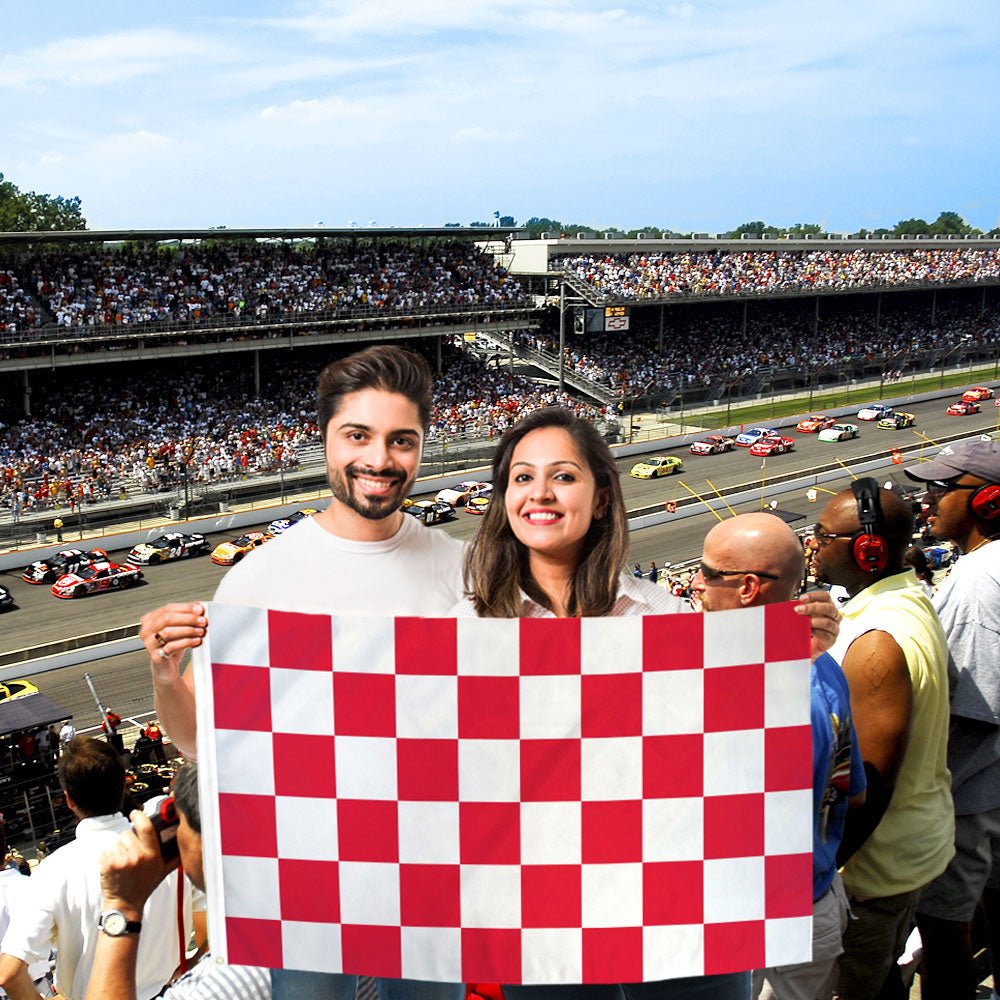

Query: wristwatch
[[98, 910, 142, 937]]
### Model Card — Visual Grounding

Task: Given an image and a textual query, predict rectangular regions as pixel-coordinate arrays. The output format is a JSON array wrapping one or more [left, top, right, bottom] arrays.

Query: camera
[[141, 796, 180, 861]]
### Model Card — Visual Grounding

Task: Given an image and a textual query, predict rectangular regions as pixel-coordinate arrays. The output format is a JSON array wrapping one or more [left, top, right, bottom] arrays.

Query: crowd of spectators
[[0, 344, 604, 516], [524, 295, 1000, 397], [0, 241, 527, 335], [556, 247, 1000, 300], [0, 270, 43, 335]]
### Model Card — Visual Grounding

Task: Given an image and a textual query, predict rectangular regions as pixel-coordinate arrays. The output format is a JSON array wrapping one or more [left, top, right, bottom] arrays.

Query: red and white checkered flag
[[195, 603, 813, 983]]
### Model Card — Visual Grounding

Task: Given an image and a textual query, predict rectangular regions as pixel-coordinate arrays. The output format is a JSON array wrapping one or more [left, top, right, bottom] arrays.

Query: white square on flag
[[196, 603, 813, 983]]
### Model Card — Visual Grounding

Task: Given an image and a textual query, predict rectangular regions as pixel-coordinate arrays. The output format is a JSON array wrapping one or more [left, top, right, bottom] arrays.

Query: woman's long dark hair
[[463, 407, 629, 617]]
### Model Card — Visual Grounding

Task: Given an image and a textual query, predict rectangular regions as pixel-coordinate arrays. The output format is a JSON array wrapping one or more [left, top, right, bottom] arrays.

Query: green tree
[[0, 172, 87, 231], [893, 217, 931, 236]]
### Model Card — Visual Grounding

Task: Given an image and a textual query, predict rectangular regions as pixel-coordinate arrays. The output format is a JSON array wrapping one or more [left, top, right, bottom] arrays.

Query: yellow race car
[[629, 456, 683, 479], [211, 531, 271, 566]]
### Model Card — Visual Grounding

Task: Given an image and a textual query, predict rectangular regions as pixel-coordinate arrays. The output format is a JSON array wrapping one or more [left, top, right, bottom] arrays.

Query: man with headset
[[904, 438, 1000, 1000], [810, 479, 953, 999]]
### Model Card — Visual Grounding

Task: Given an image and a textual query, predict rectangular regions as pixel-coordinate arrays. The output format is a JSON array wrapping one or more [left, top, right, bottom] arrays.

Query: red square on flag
[[704, 663, 764, 732], [582, 927, 643, 983], [343, 925, 401, 978], [460, 802, 520, 865], [521, 740, 581, 802], [400, 864, 462, 926], [520, 618, 581, 674], [333, 673, 396, 738], [764, 603, 810, 663], [643, 735, 704, 799], [212, 663, 271, 732], [704, 794, 764, 859], [765, 726, 812, 792], [338, 800, 399, 862], [226, 917, 283, 969], [642, 613, 704, 671], [765, 854, 813, 918], [397, 739, 458, 801], [643, 861, 704, 924], [461, 929, 522, 983], [219, 794, 277, 857], [522, 865, 582, 927], [458, 676, 520, 739], [279, 860, 341, 922], [267, 610, 332, 671], [396, 618, 457, 674], [582, 801, 643, 863], [274, 734, 336, 798], [704, 921, 765, 975], [581, 674, 643, 738]]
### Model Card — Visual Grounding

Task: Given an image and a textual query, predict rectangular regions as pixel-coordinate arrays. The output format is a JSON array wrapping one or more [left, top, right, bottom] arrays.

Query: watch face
[[102, 911, 128, 936]]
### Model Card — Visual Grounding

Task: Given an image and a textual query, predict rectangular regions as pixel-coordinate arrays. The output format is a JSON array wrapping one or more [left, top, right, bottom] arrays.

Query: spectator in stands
[[85, 763, 269, 1000], [690, 513, 866, 1000], [811, 482, 953, 999], [0, 737, 195, 1000]]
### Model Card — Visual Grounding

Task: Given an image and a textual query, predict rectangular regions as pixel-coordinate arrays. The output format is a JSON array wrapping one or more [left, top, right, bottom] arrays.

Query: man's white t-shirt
[[213, 512, 465, 615]]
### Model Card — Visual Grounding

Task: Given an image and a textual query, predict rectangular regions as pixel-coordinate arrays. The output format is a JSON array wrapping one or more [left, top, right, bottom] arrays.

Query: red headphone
[[970, 483, 1000, 521], [851, 477, 890, 573]]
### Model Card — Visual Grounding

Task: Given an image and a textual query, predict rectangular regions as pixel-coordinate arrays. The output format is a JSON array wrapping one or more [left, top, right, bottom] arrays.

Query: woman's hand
[[795, 589, 840, 660], [140, 603, 207, 683]]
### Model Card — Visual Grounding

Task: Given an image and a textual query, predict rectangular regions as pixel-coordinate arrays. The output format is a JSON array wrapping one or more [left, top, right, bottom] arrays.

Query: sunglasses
[[698, 561, 780, 581], [922, 480, 978, 497], [811, 527, 856, 546]]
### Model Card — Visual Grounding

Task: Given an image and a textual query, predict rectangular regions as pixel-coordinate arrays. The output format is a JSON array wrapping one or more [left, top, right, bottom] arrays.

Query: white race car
[[817, 423, 859, 443], [857, 403, 893, 422]]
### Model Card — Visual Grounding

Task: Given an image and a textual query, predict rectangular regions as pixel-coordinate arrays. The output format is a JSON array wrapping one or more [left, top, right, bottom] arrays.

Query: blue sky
[[3, 1, 999, 232]]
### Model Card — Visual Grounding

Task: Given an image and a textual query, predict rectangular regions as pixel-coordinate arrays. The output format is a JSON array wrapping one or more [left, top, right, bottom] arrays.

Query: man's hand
[[794, 588, 840, 659], [99, 811, 178, 919], [140, 602, 207, 685]]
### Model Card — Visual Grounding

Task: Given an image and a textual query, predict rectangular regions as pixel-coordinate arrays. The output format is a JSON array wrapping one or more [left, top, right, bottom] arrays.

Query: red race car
[[749, 436, 795, 457], [947, 400, 981, 416], [962, 386, 993, 403], [51, 560, 142, 599]]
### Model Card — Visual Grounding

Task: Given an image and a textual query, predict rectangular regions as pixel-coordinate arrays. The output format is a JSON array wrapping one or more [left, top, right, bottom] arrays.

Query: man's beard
[[328, 463, 410, 520]]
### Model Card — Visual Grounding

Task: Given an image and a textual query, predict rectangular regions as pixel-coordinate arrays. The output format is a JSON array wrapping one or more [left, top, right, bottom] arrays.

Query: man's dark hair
[[57, 737, 125, 817], [172, 763, 200, 834], [317, 345, 433, 438]]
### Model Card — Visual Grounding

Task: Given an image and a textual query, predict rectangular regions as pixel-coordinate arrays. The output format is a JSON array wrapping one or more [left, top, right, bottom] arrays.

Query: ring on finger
[[154, 632, 166, 647], [157, 647, 169, 661]]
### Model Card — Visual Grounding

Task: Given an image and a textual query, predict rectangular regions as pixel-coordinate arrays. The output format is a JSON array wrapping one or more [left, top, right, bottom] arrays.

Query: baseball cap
[[904, 437, 1000, 484]]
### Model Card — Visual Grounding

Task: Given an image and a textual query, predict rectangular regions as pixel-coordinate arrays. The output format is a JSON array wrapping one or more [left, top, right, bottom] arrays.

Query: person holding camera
[[86, 764, 269, 1000]]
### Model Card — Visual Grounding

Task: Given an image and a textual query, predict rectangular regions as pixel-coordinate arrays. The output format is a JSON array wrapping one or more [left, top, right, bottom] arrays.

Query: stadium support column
[[436, 335, 442, 372], [813, 296, 819, 339], [658, 306, 664, 352], [741, 301, 747, 340], [254, 350, 261, 396], [931, 290, 937, 327], [875, 292, 881, 333], [558, 279, 565, 393], [22, 371, 31, 418]]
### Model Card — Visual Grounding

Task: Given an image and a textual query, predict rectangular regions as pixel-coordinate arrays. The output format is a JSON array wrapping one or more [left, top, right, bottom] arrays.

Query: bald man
[[810, 479, 953, 1000], [692, 514, 865, 1000]]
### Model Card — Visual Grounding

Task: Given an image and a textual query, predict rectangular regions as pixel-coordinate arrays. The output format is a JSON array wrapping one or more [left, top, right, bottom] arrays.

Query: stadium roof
[[0, 226, 524, 246]]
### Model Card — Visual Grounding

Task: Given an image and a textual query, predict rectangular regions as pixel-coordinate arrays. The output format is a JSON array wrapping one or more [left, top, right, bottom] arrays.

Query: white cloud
[[259, 96, 371, 125], [451, 126, 522, 144]]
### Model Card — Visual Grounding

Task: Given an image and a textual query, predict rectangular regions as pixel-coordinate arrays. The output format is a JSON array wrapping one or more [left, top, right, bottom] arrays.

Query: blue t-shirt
[[811, 652, 866, 899]]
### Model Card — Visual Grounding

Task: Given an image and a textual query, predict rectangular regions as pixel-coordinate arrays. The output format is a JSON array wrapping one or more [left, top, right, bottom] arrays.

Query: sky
[[2, 1, 999, 233]]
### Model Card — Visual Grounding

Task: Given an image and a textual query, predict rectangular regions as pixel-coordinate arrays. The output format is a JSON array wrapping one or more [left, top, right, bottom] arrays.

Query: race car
[[878, 411, 916, 430], [749, 436, 795, 457], [435, 481, 493, 507], [629, 456, 684, 479], [267, 508, 318, 535], [858, 403, 894, 421], [735, 427, 776, 447], [817, 422, 859, 443], [127, 532, 207, 565], [689, 435, 735, 456], [404, 500, 456, 526], [924, 545, 957, 569], [466, 496, 492, 515], [796, 415, 836, 433], [947, 400, 981, 416], [0, 679, 38, 701], [0, 585, 13, 611], [210, 531, 270, 566], [22, 547, 109, 584], [962, 386, 993, 402], [51, 560, 142, 599]]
